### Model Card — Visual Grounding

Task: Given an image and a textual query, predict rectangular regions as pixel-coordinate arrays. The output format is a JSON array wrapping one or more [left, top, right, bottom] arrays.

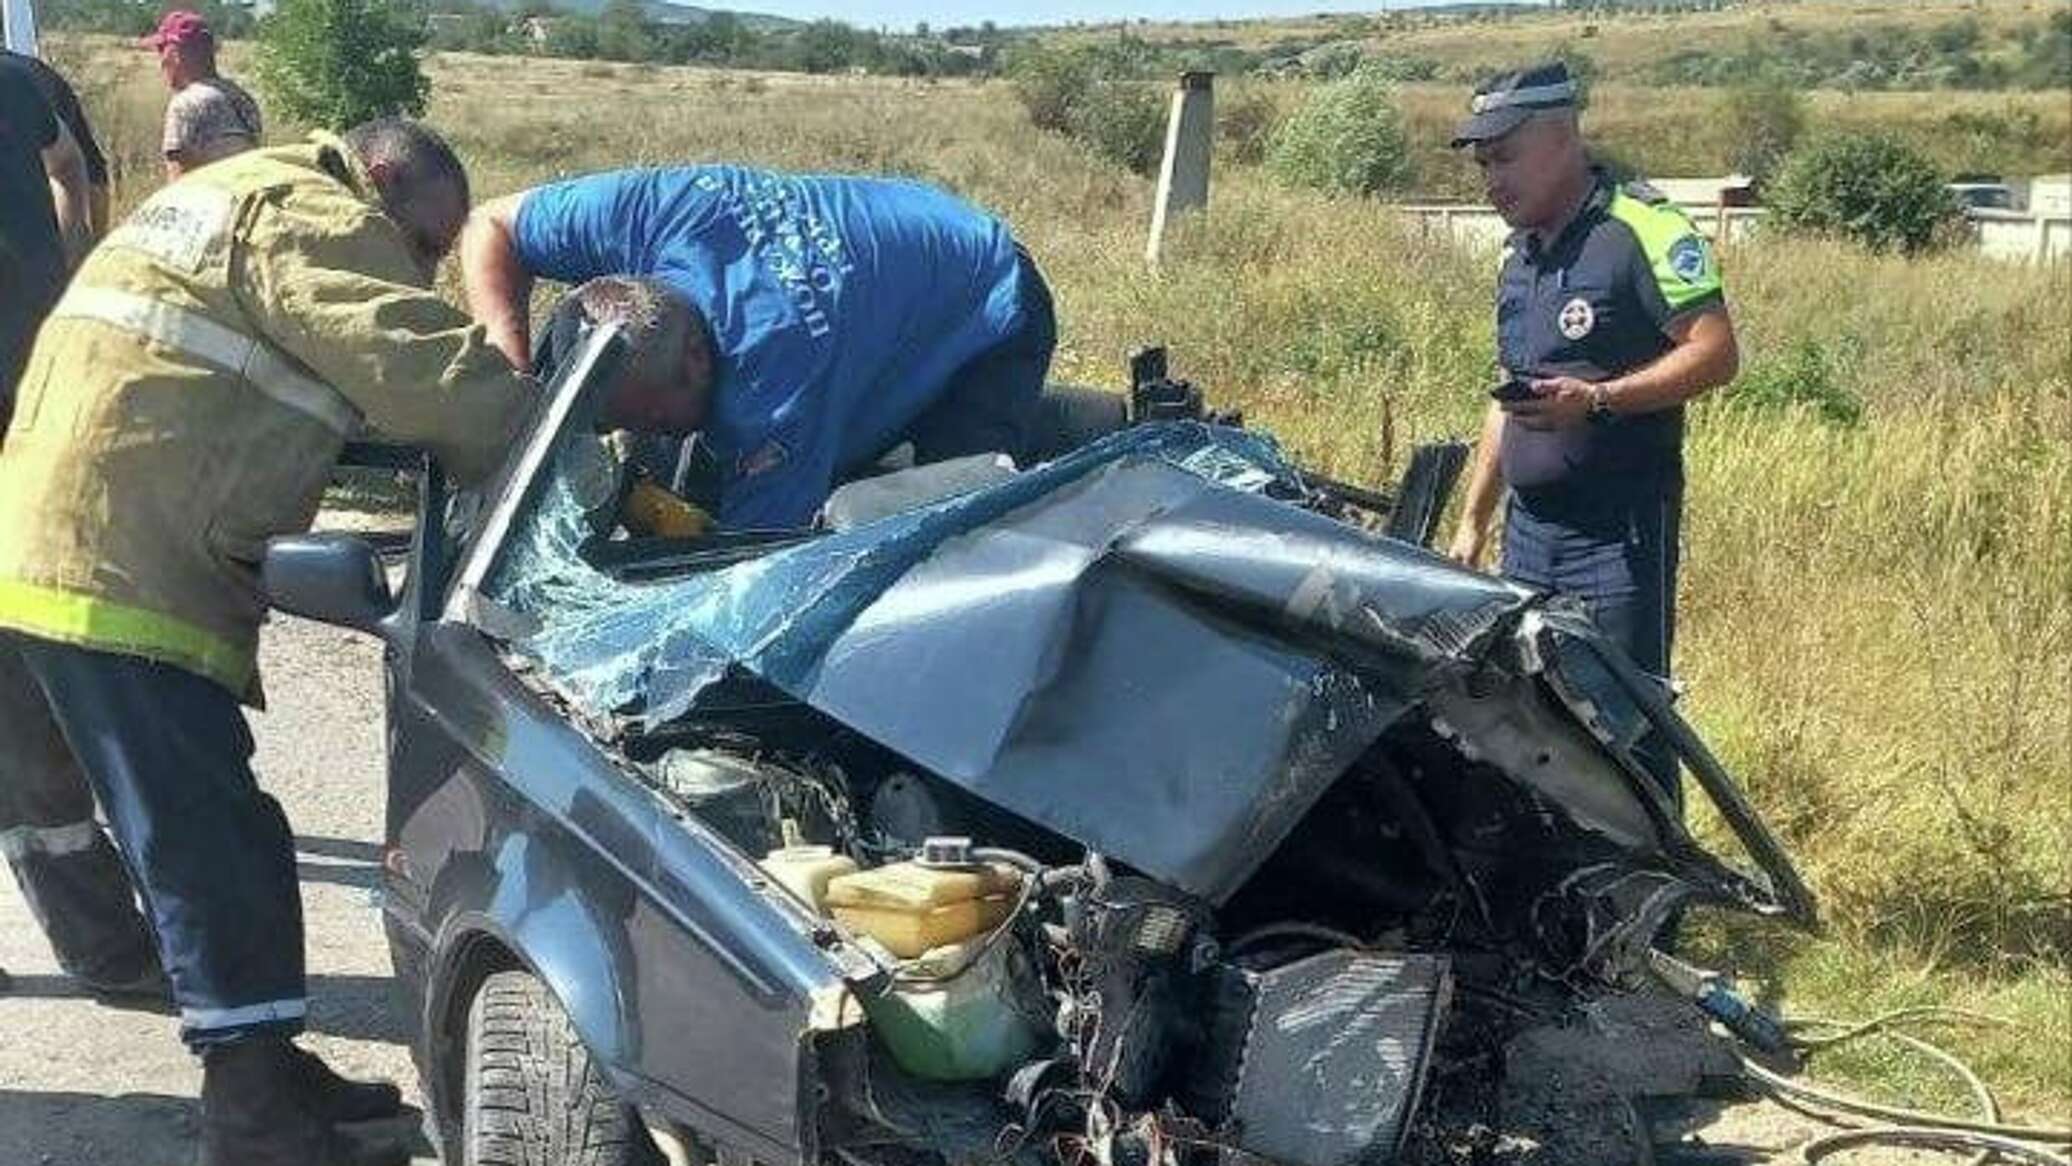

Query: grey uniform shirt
[[162, 76, 262, 168]]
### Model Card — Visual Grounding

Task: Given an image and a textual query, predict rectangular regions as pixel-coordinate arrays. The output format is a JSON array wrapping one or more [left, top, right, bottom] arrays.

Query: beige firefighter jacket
[[0, 133, 537, 699]]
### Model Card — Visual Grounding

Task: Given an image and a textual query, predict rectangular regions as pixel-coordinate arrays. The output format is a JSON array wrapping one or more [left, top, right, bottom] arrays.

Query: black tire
[[462, 969, 661, 1166]]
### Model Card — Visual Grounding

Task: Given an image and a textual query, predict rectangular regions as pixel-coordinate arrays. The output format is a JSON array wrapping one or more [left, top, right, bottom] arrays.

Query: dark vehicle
[[270, 328, 1814, 1166]]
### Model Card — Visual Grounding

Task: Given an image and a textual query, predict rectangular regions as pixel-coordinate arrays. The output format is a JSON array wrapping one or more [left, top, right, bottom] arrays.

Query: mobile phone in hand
[[1490, 378, 1537, 403]]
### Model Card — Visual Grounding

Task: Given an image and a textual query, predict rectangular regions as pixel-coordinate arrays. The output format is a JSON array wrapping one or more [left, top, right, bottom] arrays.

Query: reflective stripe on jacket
[[0, 134, 537, 698]]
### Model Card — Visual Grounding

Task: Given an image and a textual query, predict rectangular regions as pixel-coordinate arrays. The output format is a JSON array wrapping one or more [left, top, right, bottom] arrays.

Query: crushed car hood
[[485, 425, 1543, 902], [480, 420, 1810, 922]]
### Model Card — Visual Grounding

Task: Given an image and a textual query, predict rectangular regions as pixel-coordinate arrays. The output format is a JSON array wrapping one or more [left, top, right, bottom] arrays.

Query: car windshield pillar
[[445, 323, 632, 626]]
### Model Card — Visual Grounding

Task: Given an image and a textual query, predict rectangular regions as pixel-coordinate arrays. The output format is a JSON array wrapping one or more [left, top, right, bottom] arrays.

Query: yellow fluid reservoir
[[758, 846, 859, 913], [824, 861, 1022, 958]]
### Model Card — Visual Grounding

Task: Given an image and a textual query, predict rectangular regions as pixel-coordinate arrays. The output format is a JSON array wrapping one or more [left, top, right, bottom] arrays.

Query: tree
[[542, 14, 600, 59], [255, 0, 430, 129], [1265, 63, 1414, 197], [1766, 132, 1958, 254], [1007, 43, 1165, 175], [792, 20, 864, 73], [687, 11, 749, 61], [596, 0, 650, 62], [1722, 79, 1805, 183]]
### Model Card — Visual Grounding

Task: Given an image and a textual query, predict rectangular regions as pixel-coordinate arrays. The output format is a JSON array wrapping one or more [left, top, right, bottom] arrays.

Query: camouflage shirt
[[162, 77, 262, 167]]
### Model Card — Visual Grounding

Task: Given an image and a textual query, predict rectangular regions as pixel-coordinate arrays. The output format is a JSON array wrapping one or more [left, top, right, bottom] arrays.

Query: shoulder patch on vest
[[106, 184, 234, 273], [1608, 191, 1724, 313], [1668, 235, 1710, 284]]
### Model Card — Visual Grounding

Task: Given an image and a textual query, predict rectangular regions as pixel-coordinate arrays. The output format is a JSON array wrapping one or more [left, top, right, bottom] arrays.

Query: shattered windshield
[[484, 422, 1332, 728]]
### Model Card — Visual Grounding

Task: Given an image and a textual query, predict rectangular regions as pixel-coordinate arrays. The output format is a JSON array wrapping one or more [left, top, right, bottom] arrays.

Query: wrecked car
[[267, 326, 1816, 1166]]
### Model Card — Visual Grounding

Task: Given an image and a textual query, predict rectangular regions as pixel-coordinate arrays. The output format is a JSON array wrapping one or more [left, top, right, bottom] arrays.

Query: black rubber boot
[[197, 1037, 410, 1166], [292, 1043, 405, 1124]]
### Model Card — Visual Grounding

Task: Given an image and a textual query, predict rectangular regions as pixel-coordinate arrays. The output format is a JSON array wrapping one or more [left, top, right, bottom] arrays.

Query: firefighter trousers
[[0, 641, 160, 989], [15, 637, 306, 1049]]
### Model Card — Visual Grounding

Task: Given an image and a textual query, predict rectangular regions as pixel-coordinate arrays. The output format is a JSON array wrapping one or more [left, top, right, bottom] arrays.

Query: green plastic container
[[865, 937, 1043, 1082]]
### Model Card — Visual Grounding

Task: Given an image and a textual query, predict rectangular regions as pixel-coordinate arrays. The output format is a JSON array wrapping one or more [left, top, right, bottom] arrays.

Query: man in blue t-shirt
[[461, 165, 1056, 530]]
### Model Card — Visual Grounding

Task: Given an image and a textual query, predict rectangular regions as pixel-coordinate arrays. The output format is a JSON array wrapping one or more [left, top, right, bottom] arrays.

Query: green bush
[[1766, 132, 1958, 254], [1721, 79, 1805, 183], [255, 0, 430, 129], [1299, 41, 1365, 80], [545, 17, 602, 60], [1007, 44, 1165, 175], [1726, 336, 1863, 427], [1264, 65, 1413, 198]]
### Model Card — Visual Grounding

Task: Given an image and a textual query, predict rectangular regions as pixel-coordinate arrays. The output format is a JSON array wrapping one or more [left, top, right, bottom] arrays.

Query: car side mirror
[[262, 534, 395, 635]]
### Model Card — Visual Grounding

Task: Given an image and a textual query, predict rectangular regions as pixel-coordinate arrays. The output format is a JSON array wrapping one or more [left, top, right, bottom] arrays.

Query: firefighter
[[0, 118, 537, 1166]]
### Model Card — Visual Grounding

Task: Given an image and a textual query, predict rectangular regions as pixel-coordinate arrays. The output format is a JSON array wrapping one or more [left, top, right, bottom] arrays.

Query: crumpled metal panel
[[485, 424, 1536, 901]]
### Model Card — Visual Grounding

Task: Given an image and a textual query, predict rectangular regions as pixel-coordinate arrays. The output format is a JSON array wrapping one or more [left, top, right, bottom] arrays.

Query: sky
[[730, 0, 1531, 33]]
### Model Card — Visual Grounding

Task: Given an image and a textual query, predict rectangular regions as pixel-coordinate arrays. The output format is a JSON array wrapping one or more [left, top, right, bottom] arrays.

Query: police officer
[[0, 119, 538, 1166], [1445, 63, 1741, 800]]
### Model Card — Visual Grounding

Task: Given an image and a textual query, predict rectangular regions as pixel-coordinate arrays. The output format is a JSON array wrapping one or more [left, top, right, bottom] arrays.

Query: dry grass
[[42, 34, 2072, 1116]]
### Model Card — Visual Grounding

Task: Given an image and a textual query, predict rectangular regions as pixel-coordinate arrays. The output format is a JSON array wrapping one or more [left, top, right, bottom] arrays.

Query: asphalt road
[[0, 613, 438, 1166]]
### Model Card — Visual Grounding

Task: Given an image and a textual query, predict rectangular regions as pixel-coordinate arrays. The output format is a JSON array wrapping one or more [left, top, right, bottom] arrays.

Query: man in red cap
[[144, 9, 262, 181]]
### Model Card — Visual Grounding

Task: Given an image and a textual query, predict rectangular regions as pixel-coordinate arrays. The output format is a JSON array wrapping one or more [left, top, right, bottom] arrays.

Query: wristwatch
[[1587, 383, 1616, 425]]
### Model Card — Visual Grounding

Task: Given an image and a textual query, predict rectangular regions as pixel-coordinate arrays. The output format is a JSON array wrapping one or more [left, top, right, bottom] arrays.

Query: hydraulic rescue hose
[[1649, 954, 2070, 1164], [1739, 1007, 2071, 1164]]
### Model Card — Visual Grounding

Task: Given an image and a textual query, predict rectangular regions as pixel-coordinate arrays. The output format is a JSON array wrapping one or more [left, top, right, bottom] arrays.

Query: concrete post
[[1145, 71, 1214, 267], [2, 0, 39, 55]]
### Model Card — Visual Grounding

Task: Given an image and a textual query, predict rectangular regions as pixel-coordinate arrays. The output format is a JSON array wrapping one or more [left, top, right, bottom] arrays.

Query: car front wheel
[[462, 969, 661, 1166]]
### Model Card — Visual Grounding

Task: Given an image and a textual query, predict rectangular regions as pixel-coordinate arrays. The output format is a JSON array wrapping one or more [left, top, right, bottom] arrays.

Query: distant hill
[[1047, 0, 2070, 93], [484, 0, 800, 29]]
